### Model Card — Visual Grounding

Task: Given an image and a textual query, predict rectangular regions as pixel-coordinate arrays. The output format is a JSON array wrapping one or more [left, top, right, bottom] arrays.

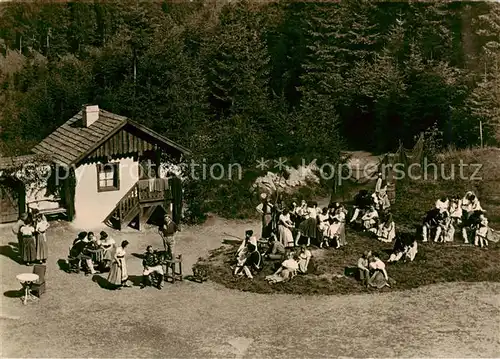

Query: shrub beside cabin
[[0, 105, 190, 229]]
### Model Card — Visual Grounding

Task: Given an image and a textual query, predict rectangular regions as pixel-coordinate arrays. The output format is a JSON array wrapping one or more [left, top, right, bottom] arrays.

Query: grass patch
[[199, 231, 500, 295], [198, 147, 500, 295]]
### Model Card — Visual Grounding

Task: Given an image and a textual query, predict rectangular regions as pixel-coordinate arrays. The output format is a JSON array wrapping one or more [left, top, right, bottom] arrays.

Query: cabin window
[[97, 162, 120, 192]]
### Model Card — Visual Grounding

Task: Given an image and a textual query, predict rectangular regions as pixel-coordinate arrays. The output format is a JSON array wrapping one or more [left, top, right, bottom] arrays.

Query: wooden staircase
[[104, 178, 170, 230]]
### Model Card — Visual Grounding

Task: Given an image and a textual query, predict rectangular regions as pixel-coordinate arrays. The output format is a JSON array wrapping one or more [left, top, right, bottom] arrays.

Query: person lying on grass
[[265, 252, 299, 284], [367, 254, 391, 289], [388, 234, 417, 263], [234, 243, 262, 279], [264, 233, 285, 261]]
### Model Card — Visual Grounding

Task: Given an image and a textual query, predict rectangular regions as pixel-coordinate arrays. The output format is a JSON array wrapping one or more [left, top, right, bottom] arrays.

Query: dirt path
[[1, 217, 499, 358]]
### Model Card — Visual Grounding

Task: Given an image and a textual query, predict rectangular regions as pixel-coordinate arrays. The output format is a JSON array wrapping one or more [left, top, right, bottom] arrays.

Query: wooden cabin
[[1, 104, 190, 230]]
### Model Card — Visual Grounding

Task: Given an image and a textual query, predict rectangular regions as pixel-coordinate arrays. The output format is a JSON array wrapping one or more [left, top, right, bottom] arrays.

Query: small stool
[[192, 263, 208, 283], [164, 254, 183, 283]]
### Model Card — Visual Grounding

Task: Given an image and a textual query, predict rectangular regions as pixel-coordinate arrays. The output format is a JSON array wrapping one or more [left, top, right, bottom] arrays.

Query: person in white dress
[[278, 209, 295, 248], [265, 252, 299, 284], [107, 240, 130, 289], [361, 206, 379, 231], [474, 214, 489, 248]]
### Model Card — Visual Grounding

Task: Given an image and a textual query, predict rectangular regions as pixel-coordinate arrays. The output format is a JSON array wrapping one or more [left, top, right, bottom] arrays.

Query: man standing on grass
[[159, 214, 179, 259]]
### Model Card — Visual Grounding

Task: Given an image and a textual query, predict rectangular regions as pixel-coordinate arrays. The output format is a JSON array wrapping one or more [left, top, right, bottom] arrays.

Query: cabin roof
[[32, 109, 191, 166], [0, 154, 52, 171]]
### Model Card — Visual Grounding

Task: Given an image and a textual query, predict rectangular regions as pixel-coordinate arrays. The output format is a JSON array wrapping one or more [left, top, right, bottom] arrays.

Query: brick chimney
[[82, 104, 99, 127]]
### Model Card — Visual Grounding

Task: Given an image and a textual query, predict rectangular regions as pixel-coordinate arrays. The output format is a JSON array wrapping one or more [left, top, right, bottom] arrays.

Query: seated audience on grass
[[368, 254, 391, 289], [278, 209, 295, 248], [99, 231, 116, 264], [437, 211, 454, 242], [449, 196, 463, 226], [376, 187, 391, 212], [234, 230, 256, 274], [296, 245, 312, 274], [265, 233, 286, 260], [376, 211, 396, 243], [461, 191, 483, 220], [141, 245, 164, 289], [474, 213, 489, 248], [461, 209, 484, 244], [361, 205, 379, 231], [422, 208, 442, 242], [235, 243, 262, 279], [435, 196, 450, 214], [388, 234, 418, 263], [295, 205, 317, 247], [357, 250, 372, 287], [265, 252, 299, 284], [350, 190, 374, 223]]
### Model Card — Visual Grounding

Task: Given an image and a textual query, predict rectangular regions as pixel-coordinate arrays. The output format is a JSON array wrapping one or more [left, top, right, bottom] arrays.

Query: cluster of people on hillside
[[257, 193, 350, 250], [231, 229, 312, 282], [422, 191, 496, 247], [12, 209, 50, 266]]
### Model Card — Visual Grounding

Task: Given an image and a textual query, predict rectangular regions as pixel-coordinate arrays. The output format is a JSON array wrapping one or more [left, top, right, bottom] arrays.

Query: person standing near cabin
[[12, 213, 28, 263], [159, 214, 179, 259], [33, 209, 49, 264], [20, 218, 37, 266], [107, 240, 131, 289], [256, 193, 273, 240]]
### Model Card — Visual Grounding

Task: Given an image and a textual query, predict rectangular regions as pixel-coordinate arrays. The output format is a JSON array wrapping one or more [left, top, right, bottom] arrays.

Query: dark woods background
[[0, 0, 499, 219]]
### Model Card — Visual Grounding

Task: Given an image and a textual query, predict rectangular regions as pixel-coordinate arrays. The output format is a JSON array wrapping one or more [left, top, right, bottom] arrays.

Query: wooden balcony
[[137, 178, 169, 203]]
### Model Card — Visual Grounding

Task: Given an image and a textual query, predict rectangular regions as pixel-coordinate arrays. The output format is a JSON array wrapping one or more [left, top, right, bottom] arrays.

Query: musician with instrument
[[140, 245, 164, 289]]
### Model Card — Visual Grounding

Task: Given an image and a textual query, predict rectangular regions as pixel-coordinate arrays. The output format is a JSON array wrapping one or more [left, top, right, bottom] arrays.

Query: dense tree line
[[1, 0, 499, 161]]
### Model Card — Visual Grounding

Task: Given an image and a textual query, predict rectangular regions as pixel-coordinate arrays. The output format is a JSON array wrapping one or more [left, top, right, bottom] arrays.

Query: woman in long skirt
[[295, 206, 317, 247], [107, 240, 131, 289], [33, 210, 49, 263], [278, 209, 295, 248], [20, 220, 36, 266]]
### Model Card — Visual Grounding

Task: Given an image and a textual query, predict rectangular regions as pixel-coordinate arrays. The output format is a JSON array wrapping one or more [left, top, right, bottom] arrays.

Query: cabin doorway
[[0, 177, 25, 223]]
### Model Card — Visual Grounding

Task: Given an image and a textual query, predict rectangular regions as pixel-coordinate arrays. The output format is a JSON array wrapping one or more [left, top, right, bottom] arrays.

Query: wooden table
[[16, 273, 39, 305]]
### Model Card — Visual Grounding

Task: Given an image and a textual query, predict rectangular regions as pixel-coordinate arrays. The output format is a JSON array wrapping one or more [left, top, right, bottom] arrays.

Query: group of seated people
[[422, 191, 494, 247], [68, 231, 116, 275], [349, 187, 396, 243], [356, 250, 391, 288], [232, 230, 312, 282]]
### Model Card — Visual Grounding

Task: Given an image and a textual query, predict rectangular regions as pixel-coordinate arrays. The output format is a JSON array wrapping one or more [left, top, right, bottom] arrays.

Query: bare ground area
[[1, 216, 500, 358]]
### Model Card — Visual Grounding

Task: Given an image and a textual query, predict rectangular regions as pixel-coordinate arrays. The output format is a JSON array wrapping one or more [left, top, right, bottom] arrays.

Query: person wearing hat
[[256, 193, 273, 240], [159, 214, 179, 260], [12, 213, 28, 263]]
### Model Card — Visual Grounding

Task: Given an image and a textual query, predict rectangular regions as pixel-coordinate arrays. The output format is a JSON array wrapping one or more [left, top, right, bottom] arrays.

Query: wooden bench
[[28, 200, 67, 218]]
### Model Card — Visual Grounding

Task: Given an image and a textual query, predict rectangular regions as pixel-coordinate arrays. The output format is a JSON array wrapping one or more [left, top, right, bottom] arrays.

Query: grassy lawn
[[200, 148, 500, 295]]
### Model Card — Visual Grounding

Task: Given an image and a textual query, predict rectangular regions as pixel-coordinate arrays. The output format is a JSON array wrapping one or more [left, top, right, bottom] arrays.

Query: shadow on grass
[[0, 245, 22, 264], [4, 289, 23, 298], [57, 259, 71, 273], [92, 274, 114, 290]]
